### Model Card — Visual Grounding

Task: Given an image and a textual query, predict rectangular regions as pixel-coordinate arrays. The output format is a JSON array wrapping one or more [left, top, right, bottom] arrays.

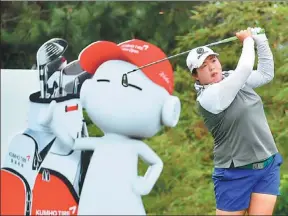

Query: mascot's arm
[[132, 141, 163, 196], [39, 100, 85, 149]]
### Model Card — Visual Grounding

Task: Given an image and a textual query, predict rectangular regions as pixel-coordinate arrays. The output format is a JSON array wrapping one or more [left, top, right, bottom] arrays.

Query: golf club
[[45, 56, 67, 98], [36, 38, 68, 98], [71, 71, 92, 95], [71, 72, 91, 148], [72, 73, 91, 150], [45, 56, 67, 80], [123, 28, 266, 77], [59, 60, 84, 96]]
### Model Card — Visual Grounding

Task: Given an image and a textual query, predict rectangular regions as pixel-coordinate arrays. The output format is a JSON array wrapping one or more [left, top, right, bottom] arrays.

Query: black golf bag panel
[[31, 147, 81, 216], [79, 150, 94, 195]]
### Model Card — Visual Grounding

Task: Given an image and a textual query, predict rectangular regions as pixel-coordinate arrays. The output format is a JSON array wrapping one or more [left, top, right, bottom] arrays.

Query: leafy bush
[[275, 174, 288, 215]]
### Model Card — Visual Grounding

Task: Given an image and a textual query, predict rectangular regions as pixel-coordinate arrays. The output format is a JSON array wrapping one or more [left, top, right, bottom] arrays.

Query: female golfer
[[186, 27, 282, 215]]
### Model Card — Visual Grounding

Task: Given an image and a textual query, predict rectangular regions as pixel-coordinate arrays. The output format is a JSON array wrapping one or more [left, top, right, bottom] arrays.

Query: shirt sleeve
[[198, 37, 255, 114], [245, 40, 274, 88]]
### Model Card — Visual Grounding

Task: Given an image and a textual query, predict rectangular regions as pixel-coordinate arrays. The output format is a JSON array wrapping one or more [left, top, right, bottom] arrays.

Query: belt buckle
[[253, 162, 264, 169]]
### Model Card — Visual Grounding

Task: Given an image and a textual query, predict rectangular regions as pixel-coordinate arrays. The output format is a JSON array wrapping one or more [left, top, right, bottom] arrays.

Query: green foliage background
[[1, 1, 287, 214]]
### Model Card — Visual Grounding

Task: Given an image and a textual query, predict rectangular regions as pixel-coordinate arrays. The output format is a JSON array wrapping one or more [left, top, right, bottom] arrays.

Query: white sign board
[[1, 69, 40, 164]]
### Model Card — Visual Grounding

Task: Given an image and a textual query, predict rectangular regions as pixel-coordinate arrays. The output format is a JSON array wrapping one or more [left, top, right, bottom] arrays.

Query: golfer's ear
[[192, 71, 198, 80]]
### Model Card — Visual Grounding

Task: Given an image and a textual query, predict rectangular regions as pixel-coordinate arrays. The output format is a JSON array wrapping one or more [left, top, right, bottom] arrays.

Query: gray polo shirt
[[195, 37, 278, 168]]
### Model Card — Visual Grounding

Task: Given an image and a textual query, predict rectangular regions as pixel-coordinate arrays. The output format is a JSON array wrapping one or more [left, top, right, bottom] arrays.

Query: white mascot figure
[[42, 39, 181, 215]]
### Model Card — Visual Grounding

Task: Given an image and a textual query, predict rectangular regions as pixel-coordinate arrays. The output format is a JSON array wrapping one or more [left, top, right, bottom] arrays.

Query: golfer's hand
[[236, 29, 252, 43], [248, 27, 268, 44]]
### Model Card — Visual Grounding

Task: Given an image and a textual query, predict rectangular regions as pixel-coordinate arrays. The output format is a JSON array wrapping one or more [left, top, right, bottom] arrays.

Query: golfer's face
[[196, 55, 222, 85]]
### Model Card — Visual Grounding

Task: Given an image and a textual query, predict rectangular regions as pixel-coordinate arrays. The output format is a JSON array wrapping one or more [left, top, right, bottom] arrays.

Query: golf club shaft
[[73, 78, 80, 94], [81, 121, 89, 137], [39, 66, 45, 98], [127, 36, 237, 74], [44, 66, 49, 98], [59, 69, 64, 96]]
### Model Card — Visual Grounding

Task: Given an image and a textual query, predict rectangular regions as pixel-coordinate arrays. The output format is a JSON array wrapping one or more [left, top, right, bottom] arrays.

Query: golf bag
[[1, 92, 87, 216]]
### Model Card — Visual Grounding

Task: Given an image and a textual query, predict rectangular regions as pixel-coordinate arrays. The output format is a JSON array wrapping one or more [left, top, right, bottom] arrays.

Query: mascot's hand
[[131, 176, 151, 196], [38, 100, 82, 148]]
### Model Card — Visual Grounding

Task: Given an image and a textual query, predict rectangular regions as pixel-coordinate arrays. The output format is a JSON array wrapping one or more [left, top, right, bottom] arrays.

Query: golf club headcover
[[161, 95, 181, 127]]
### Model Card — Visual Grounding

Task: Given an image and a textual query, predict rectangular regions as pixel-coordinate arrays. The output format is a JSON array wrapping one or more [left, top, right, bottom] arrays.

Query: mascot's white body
[[43, 40, 181, 215]]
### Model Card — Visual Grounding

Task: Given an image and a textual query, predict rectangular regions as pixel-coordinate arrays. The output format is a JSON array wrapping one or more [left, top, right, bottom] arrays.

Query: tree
[[1, 1, 201, 69]]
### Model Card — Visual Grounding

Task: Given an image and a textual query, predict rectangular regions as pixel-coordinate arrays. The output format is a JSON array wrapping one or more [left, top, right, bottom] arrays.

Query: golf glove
[[248, 27, 268, 43]]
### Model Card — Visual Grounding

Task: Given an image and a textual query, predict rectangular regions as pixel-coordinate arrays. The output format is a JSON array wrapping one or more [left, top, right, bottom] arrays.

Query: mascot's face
[[81, 60, 170, 138]]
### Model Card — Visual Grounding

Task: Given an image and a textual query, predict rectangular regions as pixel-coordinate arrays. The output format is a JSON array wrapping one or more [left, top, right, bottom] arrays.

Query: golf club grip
[[207, 28, 265, 47]]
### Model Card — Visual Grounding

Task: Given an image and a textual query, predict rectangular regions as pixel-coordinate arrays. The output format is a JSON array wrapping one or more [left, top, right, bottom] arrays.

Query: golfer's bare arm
[[198, 37, 255, 114]]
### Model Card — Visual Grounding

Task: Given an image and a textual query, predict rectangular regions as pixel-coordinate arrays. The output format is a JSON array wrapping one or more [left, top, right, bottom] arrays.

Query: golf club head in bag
[[45, 56, 67, 80], [36, 38, 68, 98], [59, 60, 91, 96], [45, 56, 68, 98], [59, 60, 82, 96], [65, 72, 92, 95]]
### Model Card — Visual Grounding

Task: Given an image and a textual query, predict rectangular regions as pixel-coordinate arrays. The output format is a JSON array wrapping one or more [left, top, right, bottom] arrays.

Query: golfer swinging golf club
[[186, 27, 283, 215]]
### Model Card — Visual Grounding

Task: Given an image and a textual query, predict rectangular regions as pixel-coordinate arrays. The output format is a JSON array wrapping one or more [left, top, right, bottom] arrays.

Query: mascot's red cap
[[78, 39, 174, 94]]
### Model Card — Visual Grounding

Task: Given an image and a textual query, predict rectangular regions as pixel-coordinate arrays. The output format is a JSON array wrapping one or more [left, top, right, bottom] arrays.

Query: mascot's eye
[[97, 79, 110, 82]]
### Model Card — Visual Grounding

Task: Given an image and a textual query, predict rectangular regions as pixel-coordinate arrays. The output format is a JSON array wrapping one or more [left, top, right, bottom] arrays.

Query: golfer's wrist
[[243, 37, 254, 45], [253, 35, 269, 45]]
